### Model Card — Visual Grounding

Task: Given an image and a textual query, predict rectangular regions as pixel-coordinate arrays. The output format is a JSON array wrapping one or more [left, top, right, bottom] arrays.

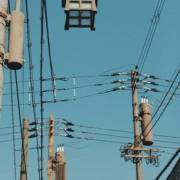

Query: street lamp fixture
[[62, 0, 98, 31]]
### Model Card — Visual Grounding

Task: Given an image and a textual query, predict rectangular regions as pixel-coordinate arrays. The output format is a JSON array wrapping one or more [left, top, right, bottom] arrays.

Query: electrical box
[[140, 98, 153, 146], [8, 10, 24, 70]]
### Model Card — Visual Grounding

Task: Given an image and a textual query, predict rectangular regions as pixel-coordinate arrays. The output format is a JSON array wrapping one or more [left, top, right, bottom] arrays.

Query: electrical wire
[[10, 71, 17, 180], [24, 0, 41, 178], [146, 78, 180, 139], [42, 0, 56, 102], [152, 67, 180, 120], [15, 71, 28, 180], [157, 148, 180, 180], [61, 134, 179, 150], [40, 1, 44, 179], [138, 0, 166, 73], [1, 125, 180, 145], [7, 1, 17, 179], [142, 67, 180, 141]]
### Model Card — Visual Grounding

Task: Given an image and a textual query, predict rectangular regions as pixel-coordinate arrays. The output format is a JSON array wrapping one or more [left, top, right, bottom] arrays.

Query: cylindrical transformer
[[140, 100, 153, 146], [8, 10, 24, 70]]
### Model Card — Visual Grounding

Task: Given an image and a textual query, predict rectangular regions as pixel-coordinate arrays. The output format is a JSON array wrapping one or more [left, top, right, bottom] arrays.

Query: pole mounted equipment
[[7, 0, 24, 70], [0, 0, 9, 111], [139, 97, 154, 146], [120, 68, 159, 180], [48, 114, 55, 180]]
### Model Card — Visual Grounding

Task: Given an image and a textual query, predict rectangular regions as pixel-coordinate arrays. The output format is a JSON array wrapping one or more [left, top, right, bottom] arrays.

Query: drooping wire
[[7, 1, 17, 179], [153, 67, 180, 120], [136, 67, 180, 147], [0, 122, 180, 145], [61, 134, 179, 150], [42, 0, 56, 102], [24, 0, 41, 179], [145, 77, 180, 139], [142, 67, 180, 140], [10, 70, 17, 180], [15, 71, 28, 180], [40, 0, 44, 179], [43, 85, 129, 104], [138, 0, 166, 73], [155, 148, 180, 180]]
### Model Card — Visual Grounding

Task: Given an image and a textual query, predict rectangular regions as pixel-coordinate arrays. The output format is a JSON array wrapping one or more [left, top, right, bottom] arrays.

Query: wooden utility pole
[[48, 114, 55, 180], [0, 0, 8, 111], [120, 68, 159, 180], [131, 69, 143, 180], [55, 145, 66, 180], [20, 118, 29, 180]]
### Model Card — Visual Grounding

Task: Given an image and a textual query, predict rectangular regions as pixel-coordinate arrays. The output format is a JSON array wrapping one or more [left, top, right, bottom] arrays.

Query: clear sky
[[0, 0, 180, 180]]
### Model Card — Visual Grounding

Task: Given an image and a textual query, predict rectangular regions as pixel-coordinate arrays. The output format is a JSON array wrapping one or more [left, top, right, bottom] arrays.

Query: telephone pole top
[[55, 145, 66, 180], [48, 114, 55, 180], [131, 69, 144, 180], [120, 68, 159, 180]]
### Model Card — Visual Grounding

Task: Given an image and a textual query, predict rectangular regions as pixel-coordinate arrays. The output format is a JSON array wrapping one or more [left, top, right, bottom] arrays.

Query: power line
[[42, 0, 56, 102], [10, 71, 17, 180], [15, 71, 28, 180], [24, 0, 41, 178], [40, 0, 45, 179], [155, 148, 180, 180], [142, 67, 180, 141], [138, 0, 166, 72], [61, 134, 179, 150], [7, 0, 17, 178], [146, 77, 180, 139], [152, 67, 180, 120]]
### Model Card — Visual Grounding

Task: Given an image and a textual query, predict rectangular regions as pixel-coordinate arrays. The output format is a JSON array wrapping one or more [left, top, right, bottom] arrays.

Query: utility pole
[[48, 114, 55, 180], [20, 118, 29, 180], [131, 69, 143, 180], [0, 0, 8, 111], [55, 145, 66, 180], [120, 67, 159, 180]]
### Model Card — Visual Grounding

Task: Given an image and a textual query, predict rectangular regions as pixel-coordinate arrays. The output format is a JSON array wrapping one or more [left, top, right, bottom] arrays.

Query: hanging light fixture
[[62, 0, 98, 31]]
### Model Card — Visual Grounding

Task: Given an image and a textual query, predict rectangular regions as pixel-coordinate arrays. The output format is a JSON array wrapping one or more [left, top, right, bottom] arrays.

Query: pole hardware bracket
[[0, 51, 4, 59], [0, 51, 6, 67], [120, 143, 159, 166], [0, 11, 11, 25]]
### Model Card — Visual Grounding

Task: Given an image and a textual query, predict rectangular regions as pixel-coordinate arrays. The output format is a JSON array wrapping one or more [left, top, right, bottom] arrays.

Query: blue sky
[[0, 0, 180, 180]]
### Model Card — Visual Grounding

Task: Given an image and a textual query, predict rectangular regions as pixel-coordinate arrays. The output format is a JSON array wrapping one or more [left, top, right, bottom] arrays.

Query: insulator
[[29, 133, 38, 139], [8, 10, 24, 70], [62, 121, 74, 126], [140, 101, 153, 146], [65, 127, 74, 132], [29, 121, 36, 126], [29, 127, 37, 132]]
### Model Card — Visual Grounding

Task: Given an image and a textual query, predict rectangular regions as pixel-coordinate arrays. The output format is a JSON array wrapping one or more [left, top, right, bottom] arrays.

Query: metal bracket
[[0, 11, 7, 19], [0, 51, 4, 59], [120, 143, 159, 166], [0, 11, 11, 25]]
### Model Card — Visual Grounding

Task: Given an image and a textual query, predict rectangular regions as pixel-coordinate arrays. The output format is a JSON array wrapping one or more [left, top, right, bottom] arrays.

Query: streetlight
[[62, 0, 98, 31]]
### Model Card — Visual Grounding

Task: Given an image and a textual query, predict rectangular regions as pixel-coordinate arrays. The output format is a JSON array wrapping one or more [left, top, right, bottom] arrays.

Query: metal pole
[[131, 69, 143, 180], [0, 0, 8, 111], [20, 119, 29, 180], [48, 114, 55, 180]]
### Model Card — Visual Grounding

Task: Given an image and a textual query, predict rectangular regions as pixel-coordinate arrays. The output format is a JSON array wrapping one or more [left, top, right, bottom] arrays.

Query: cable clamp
[[0, 11, 11, 25]]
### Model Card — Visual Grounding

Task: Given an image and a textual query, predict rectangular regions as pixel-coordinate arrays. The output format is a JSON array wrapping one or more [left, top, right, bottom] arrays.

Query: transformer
[[140, 97, 153, 146], [7, 10, 24, 70], [55, 145, 66, 180]]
